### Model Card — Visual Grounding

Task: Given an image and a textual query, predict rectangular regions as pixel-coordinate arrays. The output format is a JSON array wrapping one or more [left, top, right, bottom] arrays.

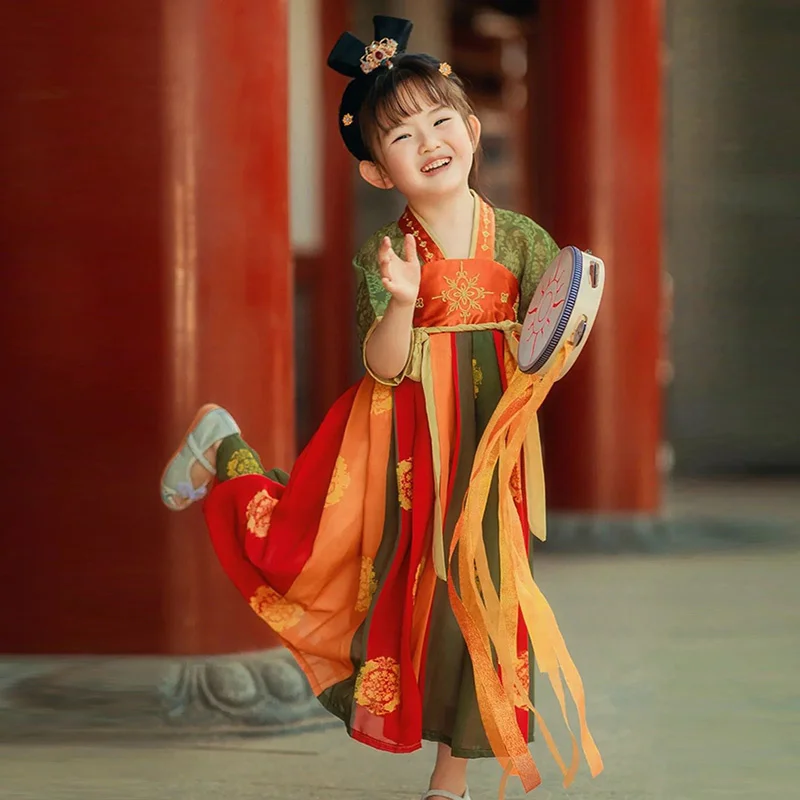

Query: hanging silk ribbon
[[447, 344, 604, 797]]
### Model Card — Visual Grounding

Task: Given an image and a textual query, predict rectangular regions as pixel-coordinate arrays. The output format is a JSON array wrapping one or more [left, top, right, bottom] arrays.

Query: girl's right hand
[[379, 234, 421, 307]]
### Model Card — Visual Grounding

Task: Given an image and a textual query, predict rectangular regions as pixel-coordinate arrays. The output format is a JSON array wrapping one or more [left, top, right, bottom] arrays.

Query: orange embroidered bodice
[[399, 197, 520, 328], [412, 259, 519, 328]]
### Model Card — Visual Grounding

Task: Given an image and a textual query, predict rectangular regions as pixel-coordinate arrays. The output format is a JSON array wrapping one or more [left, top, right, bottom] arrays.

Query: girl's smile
[[420, 156, 452, 175]]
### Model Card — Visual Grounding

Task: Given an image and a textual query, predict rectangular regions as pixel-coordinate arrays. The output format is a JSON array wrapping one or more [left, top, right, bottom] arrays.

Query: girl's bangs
[[372, 70, 467, 134]]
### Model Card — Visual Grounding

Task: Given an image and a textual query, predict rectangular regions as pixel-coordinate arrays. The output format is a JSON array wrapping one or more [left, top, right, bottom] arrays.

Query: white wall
[[665, 0, 800, 474], [289, 0, 323, 255]]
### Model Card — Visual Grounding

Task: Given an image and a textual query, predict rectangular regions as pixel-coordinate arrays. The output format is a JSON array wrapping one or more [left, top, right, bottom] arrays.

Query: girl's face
[[363, 93, 480, 202]]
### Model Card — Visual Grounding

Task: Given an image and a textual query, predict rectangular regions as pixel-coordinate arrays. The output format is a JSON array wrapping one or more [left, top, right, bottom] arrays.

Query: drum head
[[517, 246, 604, 377]]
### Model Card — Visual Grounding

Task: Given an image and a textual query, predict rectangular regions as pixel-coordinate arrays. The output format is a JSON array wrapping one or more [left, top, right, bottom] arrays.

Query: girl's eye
[[392, 133, 411, 143], [434, 117, 451, 126]]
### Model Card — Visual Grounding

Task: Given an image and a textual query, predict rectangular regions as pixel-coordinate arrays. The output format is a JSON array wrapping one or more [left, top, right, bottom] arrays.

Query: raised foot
[[160, 404, 240, 510]]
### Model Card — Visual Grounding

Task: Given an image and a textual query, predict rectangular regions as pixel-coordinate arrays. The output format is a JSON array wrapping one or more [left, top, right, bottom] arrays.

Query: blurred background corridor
[[1, 1, 798, 798]]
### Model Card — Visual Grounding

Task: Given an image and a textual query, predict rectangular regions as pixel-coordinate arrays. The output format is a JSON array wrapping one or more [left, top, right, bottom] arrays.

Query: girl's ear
[[467, 114, 482, 152], [359, 160, 395, 190]]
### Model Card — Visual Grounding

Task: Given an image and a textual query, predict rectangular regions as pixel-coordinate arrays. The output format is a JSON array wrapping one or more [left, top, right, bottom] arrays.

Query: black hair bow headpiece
[[326, 16, 415, 161], [328, 15, 414, 79]]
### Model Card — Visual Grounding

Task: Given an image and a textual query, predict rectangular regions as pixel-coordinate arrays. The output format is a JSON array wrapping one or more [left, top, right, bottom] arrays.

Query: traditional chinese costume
[[170, 14, 603, 795], [200, 196, 601, 792]]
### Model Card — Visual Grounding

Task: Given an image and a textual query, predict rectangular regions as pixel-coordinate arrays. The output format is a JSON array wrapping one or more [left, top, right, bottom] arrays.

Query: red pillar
[[163, 0, 293, 654], [293, 1, 354, 446], [0, 0, 292, 655], [536, 0, 663, 513], [316, 2, 356, 416]]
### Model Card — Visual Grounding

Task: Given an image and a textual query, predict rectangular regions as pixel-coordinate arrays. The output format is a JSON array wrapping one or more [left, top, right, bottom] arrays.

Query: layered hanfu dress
[[204, 193, 601, 789]]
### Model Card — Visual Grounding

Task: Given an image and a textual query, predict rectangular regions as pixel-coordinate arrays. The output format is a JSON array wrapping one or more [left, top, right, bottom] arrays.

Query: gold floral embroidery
[[515, 650, 531, 706], [415, 297, 424, 308], [500, 292, 509, 304], [354, 657, 401, 716], [249, 585, 303, 632], [246, 489, 278, 538], [400, 213, 437, 263], [472, 358, 483, 398], [433, 262, 494, 323], [371, 383, 392, 416], [480, 202, 493, 252], [226, 448, 264, 479], [325, 456, 351, 508], [510, 463, 523, 505], [512, 297, 520, 318], [356, 556, 378, 612], [396, 458, 413, 511]]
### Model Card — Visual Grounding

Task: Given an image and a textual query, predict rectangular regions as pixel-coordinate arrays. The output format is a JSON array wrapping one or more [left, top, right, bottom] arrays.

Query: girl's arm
[[364, 297, 415, 380], [364, 234, 421, 381]]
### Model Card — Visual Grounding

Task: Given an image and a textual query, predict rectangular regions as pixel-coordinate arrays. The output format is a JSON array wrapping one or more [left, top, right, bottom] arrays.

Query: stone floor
[[2, 533, 799, 799]]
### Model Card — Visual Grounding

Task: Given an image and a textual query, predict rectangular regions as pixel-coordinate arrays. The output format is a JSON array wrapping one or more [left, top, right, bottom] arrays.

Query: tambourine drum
[[517, 246, 605, 378]]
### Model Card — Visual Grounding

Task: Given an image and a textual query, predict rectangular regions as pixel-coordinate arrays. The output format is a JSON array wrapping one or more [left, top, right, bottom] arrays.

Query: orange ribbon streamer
[[447, 345, 604, 796]]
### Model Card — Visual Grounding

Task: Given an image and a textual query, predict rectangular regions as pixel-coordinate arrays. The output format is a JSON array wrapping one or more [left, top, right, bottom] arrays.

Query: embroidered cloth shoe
[[160, 404, 240, 511], [422, 790, 471, 800]]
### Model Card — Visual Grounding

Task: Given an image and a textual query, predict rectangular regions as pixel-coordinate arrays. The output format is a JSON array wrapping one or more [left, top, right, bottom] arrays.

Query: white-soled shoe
[[160, 404, 240, 511], [422, 790, 471, 800]]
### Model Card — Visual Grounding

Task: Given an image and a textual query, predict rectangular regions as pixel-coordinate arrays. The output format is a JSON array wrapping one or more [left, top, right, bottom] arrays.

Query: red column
[[0, 0, 292, 654], [535, 0, 663, 513], [293, 1, 354, 445], [313, 1, 355, 431], [163, 0, 293, 654]]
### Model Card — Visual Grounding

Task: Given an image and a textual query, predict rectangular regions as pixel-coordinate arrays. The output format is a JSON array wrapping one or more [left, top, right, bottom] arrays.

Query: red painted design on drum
[[522, 251, 570, 352]]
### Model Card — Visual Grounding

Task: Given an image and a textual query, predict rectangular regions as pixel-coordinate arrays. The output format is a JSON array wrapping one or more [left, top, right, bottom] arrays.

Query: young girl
[[160, 16, 601, 800]]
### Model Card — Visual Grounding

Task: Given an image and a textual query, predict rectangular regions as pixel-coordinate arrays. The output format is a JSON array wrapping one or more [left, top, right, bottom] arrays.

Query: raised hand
[[379, 233, 421, 307]]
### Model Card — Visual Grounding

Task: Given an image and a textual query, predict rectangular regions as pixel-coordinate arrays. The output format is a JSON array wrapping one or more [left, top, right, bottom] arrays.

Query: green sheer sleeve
[[353, 221, 405, 347], [493, 209, 560, 322]]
